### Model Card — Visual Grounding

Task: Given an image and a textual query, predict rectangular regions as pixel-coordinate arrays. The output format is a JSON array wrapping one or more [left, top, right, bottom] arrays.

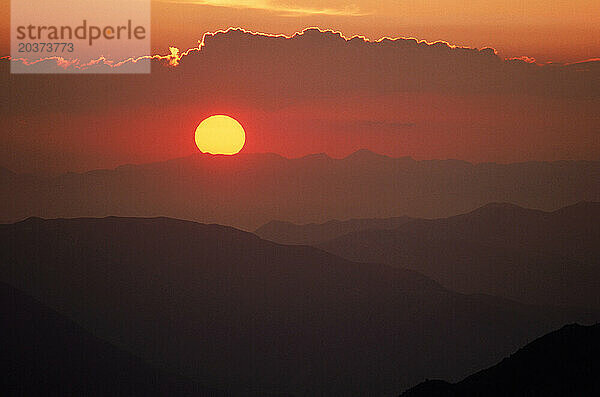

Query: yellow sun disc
[[195, 115, 246, 155]]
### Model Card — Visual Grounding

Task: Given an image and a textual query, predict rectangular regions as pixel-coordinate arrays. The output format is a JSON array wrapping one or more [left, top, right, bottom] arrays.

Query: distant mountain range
[[1, 216, 596, 395], [401, 323, 600, 396], [319, 202, 600, 309], [2, 150, 599, 229]]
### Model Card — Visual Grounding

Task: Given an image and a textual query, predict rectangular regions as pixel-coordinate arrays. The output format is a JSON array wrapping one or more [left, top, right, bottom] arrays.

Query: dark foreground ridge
[[0, 281, 227, 396], [401, 323, 600, 396], [1, 216, 597, 395]]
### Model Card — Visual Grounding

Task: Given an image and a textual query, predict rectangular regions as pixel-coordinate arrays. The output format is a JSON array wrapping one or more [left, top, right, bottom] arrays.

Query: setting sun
[[195, 115, 246, 155]]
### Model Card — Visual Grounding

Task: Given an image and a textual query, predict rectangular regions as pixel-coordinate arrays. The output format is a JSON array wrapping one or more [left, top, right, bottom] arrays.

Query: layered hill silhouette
[[400, 323, 600, 396], [319, 202, 600, 309], [256, 216, 414, 245], [1, 217, 596, 395], [1, 281, 226, 396], [1, 151, 599, 230]]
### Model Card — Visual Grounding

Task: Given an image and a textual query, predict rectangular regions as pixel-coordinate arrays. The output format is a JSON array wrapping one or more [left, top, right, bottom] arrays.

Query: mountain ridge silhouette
[[320, 201, 600, 309], [1, 281, 229, 396], [2, 150, 598, 229], [400, 323, 600, 396], [1, 216, 596, 395]]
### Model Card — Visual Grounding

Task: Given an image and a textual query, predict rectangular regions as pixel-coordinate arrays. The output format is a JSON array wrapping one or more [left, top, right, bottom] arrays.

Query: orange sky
[[2, 0, 599, 173], [1, 0, 599, 62]]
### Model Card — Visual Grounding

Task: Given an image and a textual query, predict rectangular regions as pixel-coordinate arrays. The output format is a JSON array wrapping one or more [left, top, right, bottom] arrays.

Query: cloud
[[3, 27, 598, 112], [160, 0, 367, 16], [3, 27, 599, 120]]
